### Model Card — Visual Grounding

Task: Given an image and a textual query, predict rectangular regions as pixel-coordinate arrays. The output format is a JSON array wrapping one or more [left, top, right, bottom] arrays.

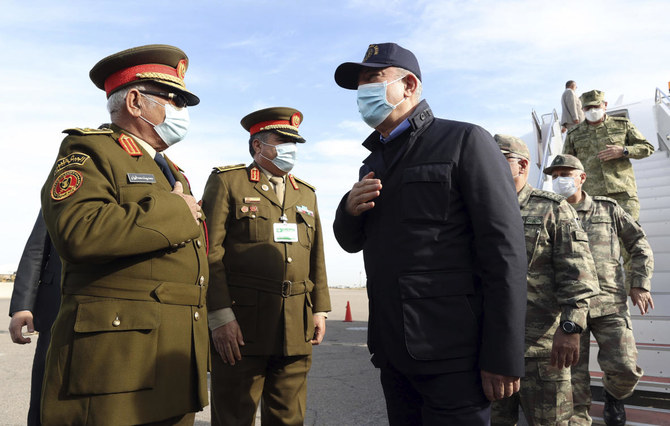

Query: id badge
[[274, 222, 298, 242]]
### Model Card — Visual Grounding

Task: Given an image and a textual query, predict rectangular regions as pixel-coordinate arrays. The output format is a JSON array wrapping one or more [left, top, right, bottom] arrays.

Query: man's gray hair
[[106, 83, 150, 117], [394, 67, 422, 100], [248, 130, 273, 157]]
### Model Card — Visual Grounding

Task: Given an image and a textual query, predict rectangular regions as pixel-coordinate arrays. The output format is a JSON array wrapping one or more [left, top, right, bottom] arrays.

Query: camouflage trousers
[[570, 312, 643, 425], [606, 192, 639, 290], [491, 357, 572, 426]]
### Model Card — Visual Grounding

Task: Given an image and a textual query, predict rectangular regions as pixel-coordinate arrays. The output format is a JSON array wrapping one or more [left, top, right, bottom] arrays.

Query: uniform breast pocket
[[118, 183, 155, 204], [587, 216, 617, 257], [401, 163, 452, 222], [523, 216, 543, 267], [234, 204, 270, 242], [608, 130, 626, 146], [297, 211, 315, 249], [68, 299, 160, 395]]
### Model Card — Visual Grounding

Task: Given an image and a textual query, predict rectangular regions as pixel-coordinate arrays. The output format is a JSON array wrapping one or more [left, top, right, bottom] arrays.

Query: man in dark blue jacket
[[332, 42, 528, 425], [8, 211, 62, 426]]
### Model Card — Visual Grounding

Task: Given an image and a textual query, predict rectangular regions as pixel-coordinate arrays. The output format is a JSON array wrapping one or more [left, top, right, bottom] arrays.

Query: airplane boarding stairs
[[529, 94, 670, 423]]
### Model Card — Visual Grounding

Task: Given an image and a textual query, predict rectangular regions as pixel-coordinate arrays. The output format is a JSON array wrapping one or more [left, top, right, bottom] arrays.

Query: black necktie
[[154, 153, 176, 187]]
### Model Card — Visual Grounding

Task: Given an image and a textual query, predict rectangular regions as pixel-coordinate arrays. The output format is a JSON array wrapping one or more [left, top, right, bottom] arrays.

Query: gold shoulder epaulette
[[293, 176, 315, 191], [533, 189, 564, 203], [593, 195, 617, 204], [213, 164, 246, 174], [63, 127, 114, 136]]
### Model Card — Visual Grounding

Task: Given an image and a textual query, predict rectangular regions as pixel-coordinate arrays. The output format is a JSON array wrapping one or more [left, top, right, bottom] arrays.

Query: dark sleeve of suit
[[333, 191, 367, 253], [9, 211, 48, 316], [458, 126, 528, 377]]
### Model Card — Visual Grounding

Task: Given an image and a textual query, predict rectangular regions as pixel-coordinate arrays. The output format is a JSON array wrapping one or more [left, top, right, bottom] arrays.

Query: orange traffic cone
[[344, 301, 353, 322]]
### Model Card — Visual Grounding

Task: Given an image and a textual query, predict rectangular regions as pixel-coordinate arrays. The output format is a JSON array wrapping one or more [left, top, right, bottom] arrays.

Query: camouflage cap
[[543, 154, 585, 175], [579, 89, 605, 108], [241, 107, 306, 143], [494, 134, 530, 160], [89, 44, 199, 106]]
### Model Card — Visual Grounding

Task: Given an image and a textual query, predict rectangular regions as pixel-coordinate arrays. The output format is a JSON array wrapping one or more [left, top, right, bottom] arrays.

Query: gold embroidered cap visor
[[241, 107, 306, 143], [89, 44, 200, 106]]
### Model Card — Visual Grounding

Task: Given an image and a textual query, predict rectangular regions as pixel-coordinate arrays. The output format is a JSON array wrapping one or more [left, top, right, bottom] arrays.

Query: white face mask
[[552, 176, 578, 197], [140, 94, 190, 146], [261, 141, 297, 173], [584, 107, 605, 122]]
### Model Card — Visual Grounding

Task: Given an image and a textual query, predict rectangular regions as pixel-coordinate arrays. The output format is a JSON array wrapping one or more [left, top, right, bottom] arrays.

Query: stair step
[[637, 175, 670, 189], [639, 185, 670, 198], [639, 221, 670, 237], [640, 207, 670, 222], [639, 196, 670, 209]]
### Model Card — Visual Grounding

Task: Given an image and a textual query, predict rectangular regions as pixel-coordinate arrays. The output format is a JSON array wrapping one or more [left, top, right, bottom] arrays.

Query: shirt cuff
[[314, 311, 328, 319], [208, 307, 236, 330]]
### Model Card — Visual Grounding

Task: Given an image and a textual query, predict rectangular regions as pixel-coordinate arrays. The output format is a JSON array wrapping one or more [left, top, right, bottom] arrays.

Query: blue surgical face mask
[[140, 94, 190, 146], [261, 141, 297, 173], [357, 76, 407, 128]]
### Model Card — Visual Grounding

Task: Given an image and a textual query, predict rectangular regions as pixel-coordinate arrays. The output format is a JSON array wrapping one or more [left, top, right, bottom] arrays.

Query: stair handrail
[[536, 109, 560, 188], [654, 88, 670, 155]]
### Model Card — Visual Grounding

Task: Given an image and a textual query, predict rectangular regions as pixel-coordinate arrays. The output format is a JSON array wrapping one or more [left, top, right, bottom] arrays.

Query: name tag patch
[[274, 223, 298, 242], [127, 173, 156, 183]]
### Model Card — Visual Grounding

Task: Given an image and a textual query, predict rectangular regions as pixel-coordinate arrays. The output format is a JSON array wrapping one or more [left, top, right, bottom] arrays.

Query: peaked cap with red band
[[240, 107, 306, 143], [89, 44, 200, 106]]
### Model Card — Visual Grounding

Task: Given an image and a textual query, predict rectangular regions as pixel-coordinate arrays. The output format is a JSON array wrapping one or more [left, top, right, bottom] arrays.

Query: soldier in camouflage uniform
[[562, 89, 654, 220], [564, 89, 655, 295], [545, 154, 654, 426], [491, 135, 600, 426]]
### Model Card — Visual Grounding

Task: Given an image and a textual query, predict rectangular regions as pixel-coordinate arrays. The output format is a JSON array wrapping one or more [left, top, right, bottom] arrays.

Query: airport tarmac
[[0, 285, 387, 425]]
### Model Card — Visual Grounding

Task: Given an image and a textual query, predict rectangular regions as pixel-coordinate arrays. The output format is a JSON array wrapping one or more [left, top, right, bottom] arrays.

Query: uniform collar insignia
[[250, 167, 260, 182], [118, 133, 143, 157]]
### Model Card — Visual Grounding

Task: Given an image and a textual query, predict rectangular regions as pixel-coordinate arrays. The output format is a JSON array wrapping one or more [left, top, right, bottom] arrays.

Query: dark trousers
[[28, 329, 51, 426], [380, 363, 490, 426]]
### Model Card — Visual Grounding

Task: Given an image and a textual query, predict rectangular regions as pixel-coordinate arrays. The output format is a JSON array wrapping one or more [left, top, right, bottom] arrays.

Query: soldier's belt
[[228, 273, 312, 298], [64, 275, 206, 307]]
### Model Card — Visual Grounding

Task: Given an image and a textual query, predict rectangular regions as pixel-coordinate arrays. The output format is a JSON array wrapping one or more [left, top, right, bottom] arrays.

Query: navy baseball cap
[[334, 43, 422, 90]]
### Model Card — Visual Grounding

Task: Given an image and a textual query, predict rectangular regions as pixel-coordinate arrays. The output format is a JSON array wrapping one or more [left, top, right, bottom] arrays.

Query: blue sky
[[2, 0, 670, 286]]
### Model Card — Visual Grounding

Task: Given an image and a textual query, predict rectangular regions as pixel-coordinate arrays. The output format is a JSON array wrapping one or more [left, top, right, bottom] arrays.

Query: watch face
[[562, 321, 575, 333]]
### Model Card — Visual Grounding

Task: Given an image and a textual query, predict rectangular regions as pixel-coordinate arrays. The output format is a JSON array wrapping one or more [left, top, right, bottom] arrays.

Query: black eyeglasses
[[139, 90, 188, 108]]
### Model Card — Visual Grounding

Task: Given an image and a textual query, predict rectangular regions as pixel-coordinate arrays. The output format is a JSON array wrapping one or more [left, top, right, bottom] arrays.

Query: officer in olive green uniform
[[202, 107, 331, 426], [491, 136, 599, 426], [40, 45, 209, 426], [562, 89, 655, 220], [544, 154, 654, 426]]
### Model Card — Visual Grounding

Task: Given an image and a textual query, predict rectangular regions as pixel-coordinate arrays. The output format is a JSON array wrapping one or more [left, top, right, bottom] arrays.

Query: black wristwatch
[[560, 320, 583, 334], [623, 147, 630, 157]]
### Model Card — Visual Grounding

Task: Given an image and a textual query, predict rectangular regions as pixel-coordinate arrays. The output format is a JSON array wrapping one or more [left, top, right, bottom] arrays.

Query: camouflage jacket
[[518, 184, 599, 357], [563, 115, 654, 197], [572, 192, 654, 318]]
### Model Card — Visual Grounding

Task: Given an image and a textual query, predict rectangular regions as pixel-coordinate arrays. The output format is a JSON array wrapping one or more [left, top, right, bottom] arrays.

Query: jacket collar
[[572, 191, 593, 212], [517, 183, 534, 209], [362, 99, 434, 152]]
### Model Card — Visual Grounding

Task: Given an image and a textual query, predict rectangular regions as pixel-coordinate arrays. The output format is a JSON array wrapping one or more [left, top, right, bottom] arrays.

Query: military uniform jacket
[[333, 100, 528, 377], [563, 115, 654, 196], [573, 192, 654, 318], [9, 211, 61, 332], [518, 184, 599, 357], [40, 125, 209, 426], [202, 163, 330, 356]]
